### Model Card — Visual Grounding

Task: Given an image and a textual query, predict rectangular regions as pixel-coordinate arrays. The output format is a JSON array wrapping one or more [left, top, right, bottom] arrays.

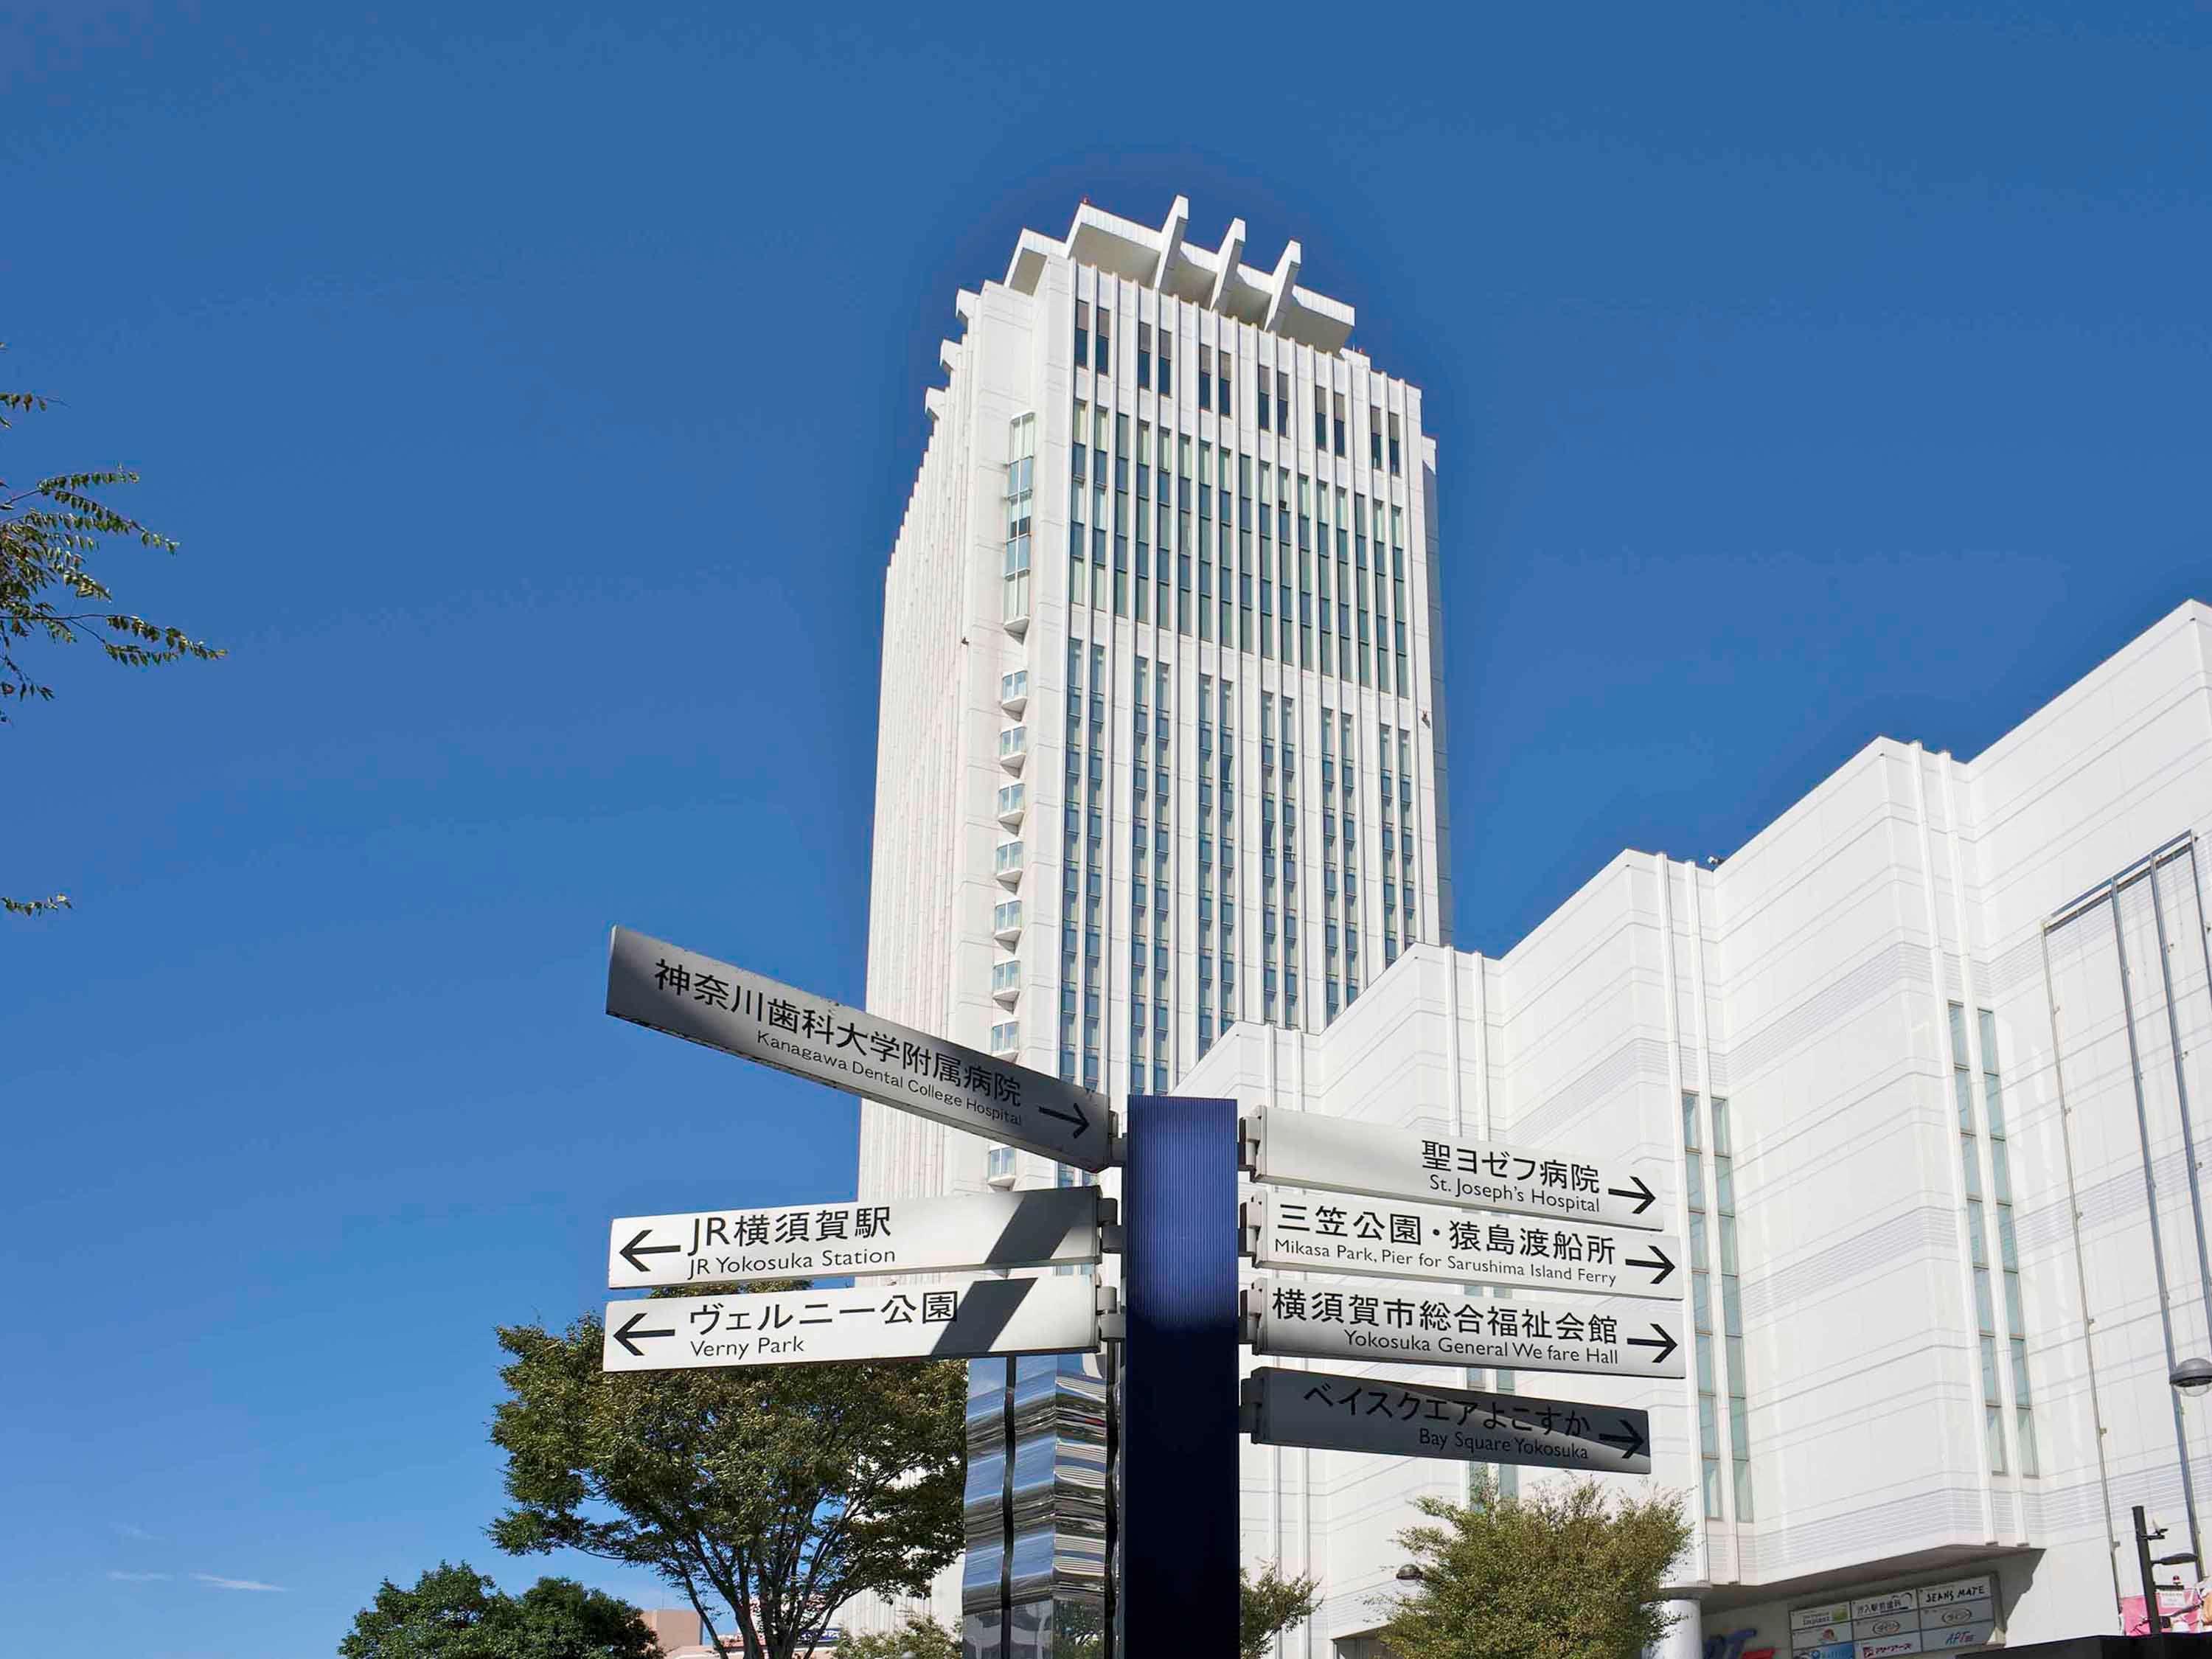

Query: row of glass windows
[[1076, 293, 1403, 477], [1952, 1002, 2038, 1478], [1684, 1092, 1751, 1522], [1068, 397, 1413, 693]]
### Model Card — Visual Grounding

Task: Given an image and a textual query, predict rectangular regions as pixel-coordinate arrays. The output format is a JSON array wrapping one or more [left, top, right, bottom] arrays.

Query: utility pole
[[2135, 1505, 2171, 1656]]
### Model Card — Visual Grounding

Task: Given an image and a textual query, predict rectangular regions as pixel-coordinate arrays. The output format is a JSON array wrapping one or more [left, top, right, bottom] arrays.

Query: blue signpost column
[[1118, 1094, 1240, 1657]]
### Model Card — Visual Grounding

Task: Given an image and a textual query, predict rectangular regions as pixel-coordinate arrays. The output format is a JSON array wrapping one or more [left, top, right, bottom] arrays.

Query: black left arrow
[[612, 1310, 675, 1358], [620, 1230, 684, 1275], [1626, 1245, 1675, 1286], [1607, 1175, 1658, 1215], [1597, 1419, 1648, 1459], [1037, 1099, 1091, 1138], [1625, 1324, 1678, 1366]]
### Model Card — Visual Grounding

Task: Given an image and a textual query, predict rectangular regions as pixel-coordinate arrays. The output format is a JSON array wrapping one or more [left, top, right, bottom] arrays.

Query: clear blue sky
[[3, 4, 2207, 1652]]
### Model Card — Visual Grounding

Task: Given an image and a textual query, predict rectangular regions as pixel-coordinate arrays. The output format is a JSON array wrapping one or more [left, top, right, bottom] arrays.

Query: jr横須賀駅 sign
[[1244, 1107, 1665, 1231], [1243, 1274, 1685, 1380], [602, 1273, 1101, 1373], [608, 1187, 1102, 1287], [1242, 1366, 1652, 1475], [605, 926, 1112, 1172], [1242, 1191, 1680, 1301]]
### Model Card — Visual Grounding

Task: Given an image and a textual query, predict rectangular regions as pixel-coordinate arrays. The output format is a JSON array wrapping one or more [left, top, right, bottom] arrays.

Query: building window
[[1387, 411, 1402, 474], [1217, 349, 1233, 420], [1953, 1003, 2035, 1476], [1074, 301, 1089, 370], [1138, 321, 1152, 390], [1094, 306, 1110, 378], [1276, 370, 1290, 437], [1685, 1093, 1751, 1520], [1158, 329, 1172, 397], [990, 1020, 1020, 1054], [1003, 414, 1034, 626]]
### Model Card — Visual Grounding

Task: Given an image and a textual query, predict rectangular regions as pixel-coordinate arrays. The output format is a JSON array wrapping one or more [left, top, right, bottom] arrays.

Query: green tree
[[336, 1561, 656, 1659], [3, 354, 223, 915], [835, 1614, 962, 1659], [1379, 1475, 1690, 1659], [489, 1286, 967, 1659], [1241, 1562, 1324, 1658]]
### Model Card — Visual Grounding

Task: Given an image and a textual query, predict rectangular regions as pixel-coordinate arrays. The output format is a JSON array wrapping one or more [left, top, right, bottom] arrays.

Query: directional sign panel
[[1244, 1275, 1686, 1381], [1242, 1366, 1652, 1475], [602, 1274, 1100, 1373], [1243, 1192, 1680, 1302], [607, 927, 1112, 1172], [1247, 1108, 1664, 1231], [608, 1188, 1102, 1288]]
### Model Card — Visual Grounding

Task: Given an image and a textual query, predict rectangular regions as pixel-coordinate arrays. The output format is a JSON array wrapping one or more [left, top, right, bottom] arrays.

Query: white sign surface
[[1244, 1192, 1680, 1301], [607, 927, 1111, 1172], [608, 1188, 1102, 1288], [1790, 1576, 1997, 1658], [602, 1275, 1099, 1373], [1243, 1366, 1652, 1475], [1246, 1108, 1665, 1231], [1245, 1275, 1686, 1381]]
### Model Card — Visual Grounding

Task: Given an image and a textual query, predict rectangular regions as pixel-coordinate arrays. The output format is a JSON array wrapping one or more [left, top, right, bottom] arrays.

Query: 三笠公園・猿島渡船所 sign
[[1243, 1191, 1679, 1301], [605, 926, 1111, 1171]]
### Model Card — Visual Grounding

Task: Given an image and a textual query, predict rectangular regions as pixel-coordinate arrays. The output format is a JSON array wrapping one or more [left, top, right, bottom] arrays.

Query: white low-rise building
[[1188, 599, 2212, 1655]]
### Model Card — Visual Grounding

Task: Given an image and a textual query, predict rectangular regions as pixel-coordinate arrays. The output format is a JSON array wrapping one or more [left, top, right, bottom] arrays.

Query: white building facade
[[1186, 600, 2212, 1656], [855, 198, 1454, 1654], [855, 193, 2212, 1658]]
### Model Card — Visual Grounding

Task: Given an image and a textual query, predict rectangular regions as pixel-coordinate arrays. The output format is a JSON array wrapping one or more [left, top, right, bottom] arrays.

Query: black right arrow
[[1037, 1099, 1091, 1138], [612, 1310, 675, 1358], [620, 1229, 684, 1275], [1607, 1174, 1658, 1215], [1625, 1324, 1679, 1366], [1597, 1419, 1648, 1459], [1626, 1245, 1676, 1286]]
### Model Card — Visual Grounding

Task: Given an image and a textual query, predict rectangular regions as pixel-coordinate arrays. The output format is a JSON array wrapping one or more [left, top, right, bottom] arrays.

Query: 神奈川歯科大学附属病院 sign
[[605, 926, 1111, 1171]]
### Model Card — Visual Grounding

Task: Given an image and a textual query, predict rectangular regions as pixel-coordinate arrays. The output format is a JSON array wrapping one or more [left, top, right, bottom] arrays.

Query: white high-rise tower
[[861, 195, 1451, 1206], [854, 197, 1452, 1651]]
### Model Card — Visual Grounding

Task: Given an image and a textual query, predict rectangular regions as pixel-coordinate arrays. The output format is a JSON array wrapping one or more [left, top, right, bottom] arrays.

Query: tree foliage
[[1241, 1562, 1324, 1658], [336, 1560, 657, 1659], [3, 351, 223, 916], [835, 1614, 962, 1659], [1378, 1475, 1691, 1659], [489, 1284, 967, 1659]]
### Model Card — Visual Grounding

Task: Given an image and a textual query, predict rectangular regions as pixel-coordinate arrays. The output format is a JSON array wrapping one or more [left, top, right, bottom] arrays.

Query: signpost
[[1245, 1107, 1665, 1231], [597, 922, 1687, 1659], [608, 1187, 1103, 1287], [607, 927, 1112, 1171], [601, 1273, 1102, 1373], [1242, 1366, 1652, 1475], [1243, 1274, 1686, 1381], [1242, 1191, 1679, 1301]]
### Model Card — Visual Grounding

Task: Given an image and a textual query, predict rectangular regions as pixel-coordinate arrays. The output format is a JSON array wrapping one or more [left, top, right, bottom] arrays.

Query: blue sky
[[3, 4, 2208, 1652]]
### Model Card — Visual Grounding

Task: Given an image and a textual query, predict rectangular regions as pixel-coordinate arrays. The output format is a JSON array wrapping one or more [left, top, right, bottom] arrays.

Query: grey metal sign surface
[[608, 1188, 1102, 1288], [1244, 1274, 1686, 1381], [607, 927, 1111, 1172], [1242, 1366, 1652, 1475], [602, 1274, 1100, 1373], [1242, 1192, 1680, 1301], [1246, 1107, 1664, 1231]]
